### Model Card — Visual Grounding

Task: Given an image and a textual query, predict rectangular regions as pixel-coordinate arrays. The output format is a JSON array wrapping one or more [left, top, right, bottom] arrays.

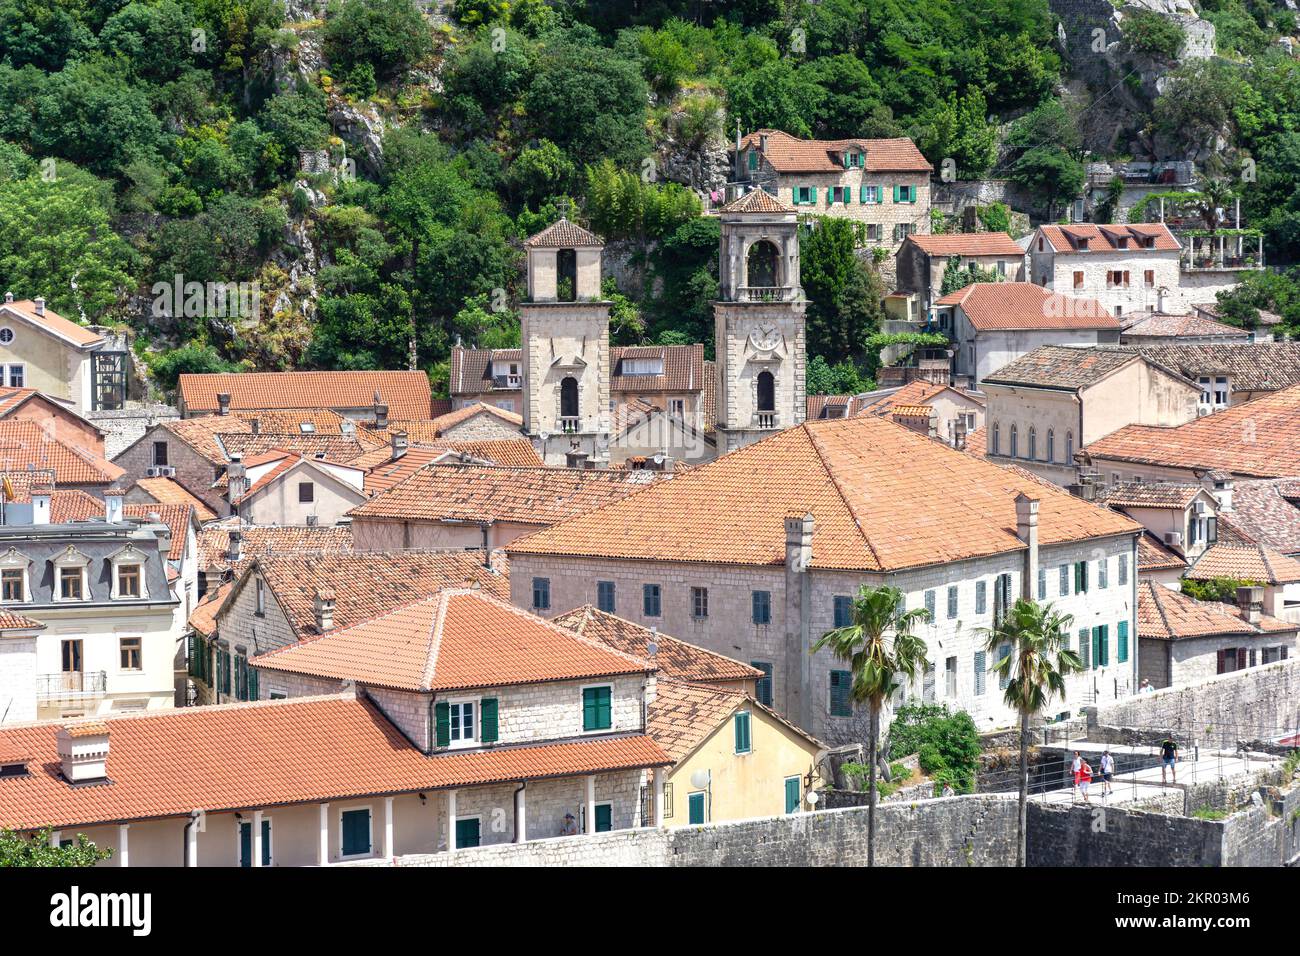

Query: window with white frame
[[53, 548, 90, 602], [4, 364, 23, 387], [110, 547, 149, 600], [0, 550, 29, 602], [119, 636, 142, 671], [448, 700, 476, 746]]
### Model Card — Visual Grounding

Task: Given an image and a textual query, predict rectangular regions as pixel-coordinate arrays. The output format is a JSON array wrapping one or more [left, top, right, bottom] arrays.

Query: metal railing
[[492, 375, 521, 389], [37, 670, 107, 700]]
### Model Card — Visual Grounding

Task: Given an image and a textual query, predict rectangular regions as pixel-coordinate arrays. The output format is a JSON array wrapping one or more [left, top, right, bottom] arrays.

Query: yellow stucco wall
[[663, 704, 822, 826]]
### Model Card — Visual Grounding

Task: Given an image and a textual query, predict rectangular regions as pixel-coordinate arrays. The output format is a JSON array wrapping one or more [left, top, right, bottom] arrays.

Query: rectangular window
[[947, 585, 958, 620], [829, 670, 853, 717], [1079, 629, 1090, 670], [752, 662, 773, 707], [785, 776, 801, 814], [1098, 557, 1108, 590], [830, 185, 851, 205], [734, 711, 752, 754], [6, 365, 23, 387], [1060, 564, 1070, 596], [449, 700, 476, 743], [945, 656, 957, 697], [691, 586, 709, 619], [152, 441, 168, 467], [997, 644, 1011, 690], [298, 482, 314, 503], [1073, 270, 1084, 289], [974, 650, 986, 696], [688, 791, 706, 825], [455, 817, 482, 847], [833, 595, 853, 628], [58, 568, 83, 600], [1074, 560, 1089, 593], [643, 584, 661, 617], [340, 808, 371, 857], [975, 580, 987, 615], [532, 577, 550, 611], [1117, 621, 1129, 664], [119, 636, 142, 671], [1, 568, 23, 602], [1037, 567, 1047, 601], [117, 564, 141, 598], [752, 590, 771, 625], [1118, 553, 1129, 586], [794, 186, 815, 205], [860, 184, 879, 204], [1144, 269, 1155, 287], [748, 150, 758, 171], [924, 589, 936, 619], [583, 685, 613, 731], [255, 577, 265, 616], [922, 663, 935, 702], [597, 580, 616, 613], [1094, 625, 1109, 668]]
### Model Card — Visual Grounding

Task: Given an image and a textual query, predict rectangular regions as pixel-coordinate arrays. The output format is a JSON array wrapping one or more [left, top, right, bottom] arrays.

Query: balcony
[[37, 670, 107, 701], [737, 286, 797, 303], [559, 416, 581, 434], [491, 374, 521, 389], [754, 412, 777, 429], [1180, 232, 1265, 273]]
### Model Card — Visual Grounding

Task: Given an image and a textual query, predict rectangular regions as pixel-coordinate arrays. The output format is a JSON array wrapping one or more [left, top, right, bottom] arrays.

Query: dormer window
[[53, 547, 90, 603], [1074, 237, 1089, 250], [621, 358, 664, 376], [1143, 236, 1155, 248], [0, 549, 30, 603], [108, 546, 149, 600], [117, 564, 142, 599]]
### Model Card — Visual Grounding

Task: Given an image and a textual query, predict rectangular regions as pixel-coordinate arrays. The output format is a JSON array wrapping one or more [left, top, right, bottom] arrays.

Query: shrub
[[888, 703, 981, 794], [1123, 10, 1185, 60]]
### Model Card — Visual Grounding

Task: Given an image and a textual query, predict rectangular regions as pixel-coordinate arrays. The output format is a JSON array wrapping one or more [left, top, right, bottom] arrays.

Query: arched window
[[1065, 431, 1074, 463], [992, 422, 1000, 456], [756, 370, 775, 412], [1028, 427, 1037, 461], [1010, 425, 1019, 459], [556, 248, 577, 302], [1047, 429, 1055, 463], [560, 376, 579, 418], [746, 240, 780, 290]]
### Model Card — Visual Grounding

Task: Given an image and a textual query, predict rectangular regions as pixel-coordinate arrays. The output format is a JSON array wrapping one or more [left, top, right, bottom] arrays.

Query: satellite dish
[[539, 431, 550, 441], [690, 769, 710, 790]]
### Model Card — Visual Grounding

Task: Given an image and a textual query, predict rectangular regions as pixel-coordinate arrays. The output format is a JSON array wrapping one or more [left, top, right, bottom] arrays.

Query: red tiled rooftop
[[179, 371, 433, 421]]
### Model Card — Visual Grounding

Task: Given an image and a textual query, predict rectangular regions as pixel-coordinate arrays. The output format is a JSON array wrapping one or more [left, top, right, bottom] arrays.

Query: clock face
[[749, 324, 781, 351]]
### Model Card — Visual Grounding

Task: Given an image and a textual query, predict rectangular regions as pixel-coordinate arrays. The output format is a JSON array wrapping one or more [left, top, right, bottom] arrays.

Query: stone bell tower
[[519, 219, 611, 467], [714, 190, 807, 453]]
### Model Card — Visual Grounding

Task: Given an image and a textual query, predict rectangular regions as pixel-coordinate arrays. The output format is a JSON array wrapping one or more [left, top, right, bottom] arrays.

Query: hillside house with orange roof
[[507, 414, 1142, 739], [895, 232, 1027, 317], [1027, 223, 1183, 316], [732, 129, 932, 250]]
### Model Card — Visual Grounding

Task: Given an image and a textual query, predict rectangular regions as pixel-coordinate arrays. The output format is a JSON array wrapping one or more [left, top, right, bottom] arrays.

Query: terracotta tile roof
[[0, 695, 668, 831], [1038, 223, 1180, 253], [357, 445, 456, 495], [217, 433, 371, 464], [1137, 530, 1188, 572], [0, 468, 54, 503], [1120, 312, 1247, 340], [806, 394, 865, 420], [253, 590, 652, 692], [739, 130, 931, 172], [1194, 302, 1283, 327], [611, 344, 706, 393], [349, 463, 659, 525], [648, 680, 748, 761], [1137, 580, 1296, 640], [0, 610, 43, 631], [859, 381, 983, 416], [0, 421, 124, 485], [907, 232, 1026, 257], [440, 439, 544, 468], [1186, 540, 1300, 585], [1084, 382, 1300, 478], [963, 425, 987, 457], [449, 348, 522, 396], [1096, 481, 1203, 510], [188, 581, 231, 637], [234, 409, 354, 433], [130, 477, 217, 521], [0, 299, 103, 347], [719, 189, 795, 213], [983, 346, 1155, 390], [122, 503, 192, 560], [1114, 343, 1300, 393], [550, 606, 763, 685], [427, 402, 523, 434], [936, 283, 1119, 332], [244, 549, 509, 638], [523, 218, 603, 248], [49, 489, 104, 523], [196, 524, 353, 574], [1218, 479, 1300, 555], [179, 371, 433, 421], [509, 415, 1138, 572]]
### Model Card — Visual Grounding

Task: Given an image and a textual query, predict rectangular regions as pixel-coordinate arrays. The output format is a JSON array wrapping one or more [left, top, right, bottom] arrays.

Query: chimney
[[1015, 494, 1039, 600], [226, 452, 246, 507], [104, 485, 125, 524], [391, 431, 409, 460], [227, 527, 243, 563], [33, 296, 44, 316], [373, 401, 389, 430], [784, 511, 814, 574], [1156, 286, 1166, 314], [31, 479, 51, 525], [759, 133, 768, 154], [953, 417, 968, 450], [927, 408, 939, 441], [217, 393, 231, 416], [250, 418, 260, 436], [314, 587, 336, 631], [3, 291, 12, 304], [56, 723, 110, 785], [1236, 586, 1263, 625]]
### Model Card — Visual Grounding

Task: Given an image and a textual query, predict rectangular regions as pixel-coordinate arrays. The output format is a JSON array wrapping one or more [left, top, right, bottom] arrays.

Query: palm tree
[[813, 584, 929, 866], [981, 598, 1082, 867]]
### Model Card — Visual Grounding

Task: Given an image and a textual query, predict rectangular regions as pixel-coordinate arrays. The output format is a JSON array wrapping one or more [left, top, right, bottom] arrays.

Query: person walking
[[1071, 751, 1084, 801], [1100, 750, 1115, 797], [1160, 736, 1178, 785], [1078, 758, 1093, 804]]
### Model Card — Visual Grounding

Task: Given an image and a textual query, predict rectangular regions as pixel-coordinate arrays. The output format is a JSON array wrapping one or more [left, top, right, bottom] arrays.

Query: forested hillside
[[1, 0, 1298, 397]]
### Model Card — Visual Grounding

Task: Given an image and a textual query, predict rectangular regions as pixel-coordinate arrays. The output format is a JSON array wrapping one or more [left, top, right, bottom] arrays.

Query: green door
[[688, 791, 706, 825], [240, 820, 271, 866], [594, 804, 612, 832], [455, 817, 481, 848], [785, 777, 801, 814], [341, 809, 371, 856]]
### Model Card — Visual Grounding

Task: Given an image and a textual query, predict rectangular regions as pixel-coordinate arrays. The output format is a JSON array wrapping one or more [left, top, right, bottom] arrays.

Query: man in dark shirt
[[1160, 736, 1178, 785]]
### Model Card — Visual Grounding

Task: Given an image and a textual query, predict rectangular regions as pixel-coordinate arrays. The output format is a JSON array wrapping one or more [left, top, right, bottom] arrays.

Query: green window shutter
[[688, 792, 705, 825], [1118, 621, 1129, 663], [583, 686, 612, 731], [248, 666, 259, 702], [860, 184, 868, 203], [734, 712, 751, 753], [261, 820, 271, 866], [1079, 629, 1091, 669], [435, 701, 451, 747], [594, 804, 612, 832], [1099, 625, 1110, 667], [809, 186, 817, 203], [480, 697, 498, 743], [785, 777, 801, 814], [893, 185, 900, 202]]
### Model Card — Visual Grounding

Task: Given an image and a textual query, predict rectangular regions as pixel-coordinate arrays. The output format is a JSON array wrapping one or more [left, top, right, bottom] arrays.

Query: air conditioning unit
[[1164, 532, 1183, 547], [1194, 501, 1206, 514], [145, 465, 176, 478]]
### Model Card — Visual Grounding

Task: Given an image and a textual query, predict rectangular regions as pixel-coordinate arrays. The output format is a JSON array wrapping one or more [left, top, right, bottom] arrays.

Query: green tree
[[813, 584, 929, 867], [0, 828, 112, 867], [887, 702, 982, 794], [800, 217, 884, 365], [1010, 147, 1085, 220], [916, 89, 998, 178], [940, 255, 1001, 295], [147, 343, 242, 393], [981, 598, 1081, 867], [324, 0, 433, 82]]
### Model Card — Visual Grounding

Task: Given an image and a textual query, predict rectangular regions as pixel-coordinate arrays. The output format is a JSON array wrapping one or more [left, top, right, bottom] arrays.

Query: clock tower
[[714, 189, 807, 453]]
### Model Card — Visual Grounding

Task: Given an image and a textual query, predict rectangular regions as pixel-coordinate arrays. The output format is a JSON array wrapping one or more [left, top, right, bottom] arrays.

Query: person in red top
[[1078, 759, 1093, 804]]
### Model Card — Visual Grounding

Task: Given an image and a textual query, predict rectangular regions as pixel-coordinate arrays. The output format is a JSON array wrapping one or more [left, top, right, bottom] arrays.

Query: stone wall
[[86, 403, 180, 459], [1026, 802, 1224, 866], [1091, 659, 1300, 747], [1221, 783, 1300, 867]]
